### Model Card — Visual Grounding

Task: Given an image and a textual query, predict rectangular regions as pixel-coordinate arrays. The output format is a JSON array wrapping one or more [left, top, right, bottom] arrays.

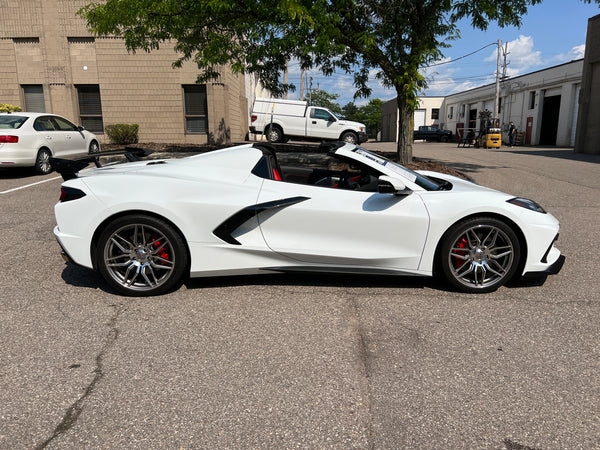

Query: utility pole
[[283, 61, 288, 99], [300, 69, 305, 100], [494, 39, 501, 123], [502, 42, 510, 80]]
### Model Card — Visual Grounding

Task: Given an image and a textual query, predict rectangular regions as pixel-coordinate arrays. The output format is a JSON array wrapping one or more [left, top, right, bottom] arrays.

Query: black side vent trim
[[213, 196, 310, 245]]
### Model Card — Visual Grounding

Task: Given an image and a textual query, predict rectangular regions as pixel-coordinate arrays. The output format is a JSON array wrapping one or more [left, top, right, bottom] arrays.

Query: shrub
[[105, 124, 139, 145], [0, 104, 22, 113]]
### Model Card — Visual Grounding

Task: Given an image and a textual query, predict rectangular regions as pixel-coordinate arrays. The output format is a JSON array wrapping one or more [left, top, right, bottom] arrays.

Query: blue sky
[[285, 0, 600, 106]]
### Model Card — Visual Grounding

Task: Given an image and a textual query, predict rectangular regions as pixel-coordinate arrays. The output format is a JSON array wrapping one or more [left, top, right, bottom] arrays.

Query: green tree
[[356, 99, 384, 140], [307, 89, 343, 116], [342, 102, 359, 122], [80, 0, 600, 163]]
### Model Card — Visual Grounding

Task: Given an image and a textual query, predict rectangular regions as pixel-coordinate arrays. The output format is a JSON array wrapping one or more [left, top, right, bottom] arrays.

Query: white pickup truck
[[250, 97, 368, 144]]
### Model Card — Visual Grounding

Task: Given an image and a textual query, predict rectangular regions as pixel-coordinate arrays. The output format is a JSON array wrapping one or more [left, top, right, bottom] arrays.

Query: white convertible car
[[52, 143, 563, 296]]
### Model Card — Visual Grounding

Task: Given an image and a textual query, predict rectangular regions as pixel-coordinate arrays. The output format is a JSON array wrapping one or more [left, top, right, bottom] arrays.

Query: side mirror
[[377, 176, 411, 195], [77, 126, 85, 132]]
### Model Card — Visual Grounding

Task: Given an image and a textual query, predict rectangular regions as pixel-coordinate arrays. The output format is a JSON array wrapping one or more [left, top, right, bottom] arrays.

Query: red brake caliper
[[152, 236, 170, 261], [453, 237, 468, 269]]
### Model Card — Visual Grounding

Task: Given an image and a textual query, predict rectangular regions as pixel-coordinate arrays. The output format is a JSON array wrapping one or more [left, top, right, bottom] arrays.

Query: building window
[[183, 85, 208, 133], [22, 85, 45, 112], [529, 91, 536, 109], [76, 85, 103, 133], [448, 106, 454, 119], [498, 98, 502, 114], [431, 108, 439, 120]]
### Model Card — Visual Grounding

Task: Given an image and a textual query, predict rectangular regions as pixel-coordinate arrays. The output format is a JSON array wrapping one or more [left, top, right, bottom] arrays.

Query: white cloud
[[548, 44, 586, 64], [485, 35, 542, 77]]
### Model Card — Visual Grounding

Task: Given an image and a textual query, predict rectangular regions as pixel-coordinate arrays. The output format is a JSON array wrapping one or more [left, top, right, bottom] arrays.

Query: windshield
[[0, 115, 28, 130], [330, 110, 344, 120], [350, 147, 442, 191]]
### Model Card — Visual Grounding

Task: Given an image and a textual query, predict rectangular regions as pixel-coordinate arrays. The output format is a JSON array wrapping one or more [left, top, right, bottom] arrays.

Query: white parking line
[[0, 176, 62, 194]]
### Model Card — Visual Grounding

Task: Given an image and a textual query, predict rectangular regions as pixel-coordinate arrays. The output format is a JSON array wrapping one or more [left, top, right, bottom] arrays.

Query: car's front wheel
[[341, 131, 358, 144], [96, 215, 188, 296], [89, 140, 100, 154], [34, 148, 52, 175], [439, 217, 520, 293]]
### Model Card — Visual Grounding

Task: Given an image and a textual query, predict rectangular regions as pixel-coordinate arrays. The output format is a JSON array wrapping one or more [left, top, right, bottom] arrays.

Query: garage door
[[414, 109, 426, 130]]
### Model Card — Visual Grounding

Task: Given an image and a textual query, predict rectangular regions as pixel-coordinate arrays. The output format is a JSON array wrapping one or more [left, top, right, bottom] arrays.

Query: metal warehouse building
[[0, 0, 249, 144], [382, 59, 583, 147], [382, 14, 600, 155]]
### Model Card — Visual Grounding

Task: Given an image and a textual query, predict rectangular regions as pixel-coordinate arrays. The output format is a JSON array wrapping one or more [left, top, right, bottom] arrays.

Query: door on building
[[469, 108, 478, 130], [525, 117, 534, 145], [456, 122, 465, 142], [539, 95, 561, 145], [414, 109, 426, 130]]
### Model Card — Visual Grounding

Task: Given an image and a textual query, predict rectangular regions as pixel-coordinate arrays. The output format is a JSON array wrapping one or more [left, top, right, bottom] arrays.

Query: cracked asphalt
[[0, 142, 598, 449]]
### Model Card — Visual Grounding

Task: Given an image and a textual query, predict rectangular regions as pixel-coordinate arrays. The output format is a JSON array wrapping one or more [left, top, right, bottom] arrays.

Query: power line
[[422, 42, 498, 68]]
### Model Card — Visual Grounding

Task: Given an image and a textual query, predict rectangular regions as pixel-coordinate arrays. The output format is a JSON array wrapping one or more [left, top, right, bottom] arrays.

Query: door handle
[[312, 121, 317, 124]]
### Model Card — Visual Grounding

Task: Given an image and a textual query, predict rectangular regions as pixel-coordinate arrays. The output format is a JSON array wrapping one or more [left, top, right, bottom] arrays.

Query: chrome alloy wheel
[[103, 223, 176, 292], [35, 149, 52, 174], [447, 223, 515, 290]]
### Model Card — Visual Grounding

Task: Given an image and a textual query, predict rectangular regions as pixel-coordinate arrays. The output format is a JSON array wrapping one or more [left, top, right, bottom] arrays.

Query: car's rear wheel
[[34, 148, 52, 175], [266, 125, 284, 143], [96, 215, 188, 296], [439, 217, 520, 293], [89, 140, 100, 154], [341, 131, 358, 144]]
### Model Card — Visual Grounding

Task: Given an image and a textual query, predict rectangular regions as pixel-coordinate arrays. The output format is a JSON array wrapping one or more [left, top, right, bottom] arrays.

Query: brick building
[[0, 0, 249, 144]]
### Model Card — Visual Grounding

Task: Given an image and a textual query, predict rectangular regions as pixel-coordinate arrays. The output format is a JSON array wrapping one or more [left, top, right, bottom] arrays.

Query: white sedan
[[52, 143, 564, 296], [0, 112, 100, 174]]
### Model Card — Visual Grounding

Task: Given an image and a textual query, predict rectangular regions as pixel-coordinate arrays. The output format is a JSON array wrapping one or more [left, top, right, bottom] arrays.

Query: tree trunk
[[395, 96, 414, 165]]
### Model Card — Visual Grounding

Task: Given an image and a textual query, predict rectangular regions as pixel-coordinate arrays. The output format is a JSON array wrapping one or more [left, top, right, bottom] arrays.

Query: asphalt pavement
[[0, 142, 598, 449]]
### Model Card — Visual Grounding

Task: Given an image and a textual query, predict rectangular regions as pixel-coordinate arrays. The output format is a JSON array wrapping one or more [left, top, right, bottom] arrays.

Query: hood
[[417, 170, 506, 195], [338, 119, 367, 130]]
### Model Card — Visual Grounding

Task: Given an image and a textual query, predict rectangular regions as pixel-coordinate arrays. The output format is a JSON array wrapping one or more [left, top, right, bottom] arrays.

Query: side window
[[313, 108, 334, 121], [76, 85, 104, 133], [183, 84, 208, 133], [34, 117, 56, 131], [22, 85, 45, 112], [53, 116, 78, 131]]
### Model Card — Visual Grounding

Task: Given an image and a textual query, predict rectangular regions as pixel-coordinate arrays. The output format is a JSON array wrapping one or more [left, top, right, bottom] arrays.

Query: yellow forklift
[[474, 110, 501, 149]]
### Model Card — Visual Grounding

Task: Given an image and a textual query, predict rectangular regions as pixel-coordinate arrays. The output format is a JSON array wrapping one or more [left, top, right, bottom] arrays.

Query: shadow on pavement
[[502, 147, 600, 164]]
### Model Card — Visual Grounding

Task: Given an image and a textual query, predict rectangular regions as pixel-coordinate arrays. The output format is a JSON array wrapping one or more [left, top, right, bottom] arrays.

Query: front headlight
[[507, 197, 546, 213]]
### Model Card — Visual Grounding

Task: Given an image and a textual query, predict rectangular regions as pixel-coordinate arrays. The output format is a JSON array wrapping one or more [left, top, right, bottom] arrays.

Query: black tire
[[34, 148, 52, 175], [96, 214, 188, 296], [88, 140, 100, 154], [266, 125, 284, 143], [439, 217, 520, 293], [341, 131, 358, 144]]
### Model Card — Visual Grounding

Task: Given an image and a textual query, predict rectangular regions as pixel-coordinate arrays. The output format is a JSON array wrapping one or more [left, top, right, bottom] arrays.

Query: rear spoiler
[[50, 147, 154, 181]]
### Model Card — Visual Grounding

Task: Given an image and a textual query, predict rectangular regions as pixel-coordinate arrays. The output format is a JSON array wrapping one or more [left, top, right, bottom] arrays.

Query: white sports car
[[52, 143, 563, 296]]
